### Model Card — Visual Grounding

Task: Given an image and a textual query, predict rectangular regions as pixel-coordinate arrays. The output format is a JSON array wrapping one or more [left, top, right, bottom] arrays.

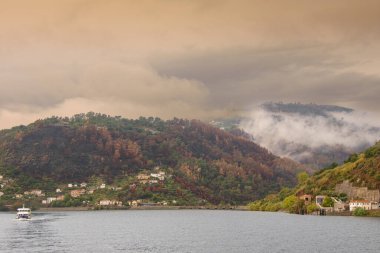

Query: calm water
[[0, 210, 379, 253]]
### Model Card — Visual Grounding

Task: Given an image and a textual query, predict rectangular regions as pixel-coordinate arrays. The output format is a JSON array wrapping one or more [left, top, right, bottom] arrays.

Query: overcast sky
[[1, 0, 380, 129]]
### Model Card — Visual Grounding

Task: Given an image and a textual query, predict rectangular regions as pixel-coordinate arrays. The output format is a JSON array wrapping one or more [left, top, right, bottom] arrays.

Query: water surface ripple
[[0, 210, 379, 252]]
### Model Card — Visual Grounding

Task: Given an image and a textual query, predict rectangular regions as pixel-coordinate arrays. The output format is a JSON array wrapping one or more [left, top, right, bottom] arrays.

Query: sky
[[1, 0, 380, 129]]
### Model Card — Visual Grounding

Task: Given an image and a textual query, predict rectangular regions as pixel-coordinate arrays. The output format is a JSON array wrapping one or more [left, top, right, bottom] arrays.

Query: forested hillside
[[0, 113, 305, 205], [248, 141, 380, 213]]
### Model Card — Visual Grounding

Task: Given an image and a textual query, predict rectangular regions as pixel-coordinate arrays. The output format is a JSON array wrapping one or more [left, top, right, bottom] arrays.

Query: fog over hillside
[[240, 103, 380, 168]]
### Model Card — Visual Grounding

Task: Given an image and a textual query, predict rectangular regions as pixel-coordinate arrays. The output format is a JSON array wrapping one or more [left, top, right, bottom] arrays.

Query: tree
[[282, 195, 304, 214], [297, 172, 309, 184], [353, 207, 368, 216], [306, 203, 319, 214], [322, 196, 334, 207]]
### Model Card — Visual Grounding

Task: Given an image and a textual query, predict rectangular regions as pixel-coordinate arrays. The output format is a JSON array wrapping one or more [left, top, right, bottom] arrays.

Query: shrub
[[364, 146, 379, 158], [306, 203, 319, 214], [353, 207, 368, 216], [344, 153, 359, 163], [322, 196, 334, 207]]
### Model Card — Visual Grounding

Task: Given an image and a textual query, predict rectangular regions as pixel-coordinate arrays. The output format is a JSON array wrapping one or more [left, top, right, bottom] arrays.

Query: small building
[[128, 199, 142, 207], [151, 171, 166, 181], [349, 200, 371, 211], [15, 194, 23, 199], [56, 188, 62, 193], [370, 202, 379, 210], [315, 195, 325, 205], [128, 200, 138, 207], [70, 189, 85, 198], [100, 183, 106, 189], [299, 194, 312, 205], [0, 175, 3, 180], [24, 189, 45, 197], [149, 179, 158, 184], [68, 183, 73, 188], [0, 192, 4, 197], [99, 200, 122, 206], [334, 202, 348, 212], [137, 174, 150, 184], [46, 197, 57, 204], [80, 182, 87, 188], [56, 195, 65, 201]]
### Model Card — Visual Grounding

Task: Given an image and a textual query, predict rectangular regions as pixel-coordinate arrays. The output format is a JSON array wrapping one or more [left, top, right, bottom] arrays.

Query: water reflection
[[4, 212, 67, 253]]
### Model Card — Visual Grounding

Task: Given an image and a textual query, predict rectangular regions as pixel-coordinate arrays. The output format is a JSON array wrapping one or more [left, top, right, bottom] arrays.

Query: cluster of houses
[[136, 170, 167, 184], [41, 182, 110, 204], [1, 168, 174, 208], [298, 193, 379, 213]]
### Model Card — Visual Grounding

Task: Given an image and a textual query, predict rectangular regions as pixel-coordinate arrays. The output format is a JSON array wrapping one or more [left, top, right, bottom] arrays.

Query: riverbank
[[33, 205, 249, 212]]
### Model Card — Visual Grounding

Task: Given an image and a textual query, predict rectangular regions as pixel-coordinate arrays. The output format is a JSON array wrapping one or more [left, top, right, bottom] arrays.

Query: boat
[[16, 205, 32, 220]]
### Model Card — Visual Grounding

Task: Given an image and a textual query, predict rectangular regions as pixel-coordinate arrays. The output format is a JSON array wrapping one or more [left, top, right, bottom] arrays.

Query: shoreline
[[33, 205, 249, 212]]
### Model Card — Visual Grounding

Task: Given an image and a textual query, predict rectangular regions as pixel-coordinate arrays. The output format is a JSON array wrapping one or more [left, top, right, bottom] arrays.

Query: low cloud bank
[[240, 104, 380, 163]]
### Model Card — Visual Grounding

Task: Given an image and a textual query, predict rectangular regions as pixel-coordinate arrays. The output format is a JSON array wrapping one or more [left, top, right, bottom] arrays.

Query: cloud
[[154, 47, 380, 113], [0, 62, 216, 129], [239, 105, 380, 161], [0, 0, 380, 129]]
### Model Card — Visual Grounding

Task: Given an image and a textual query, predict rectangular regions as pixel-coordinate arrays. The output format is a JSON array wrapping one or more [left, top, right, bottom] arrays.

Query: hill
[[0, 113, 305, 208], [248, 141, 380, 213]]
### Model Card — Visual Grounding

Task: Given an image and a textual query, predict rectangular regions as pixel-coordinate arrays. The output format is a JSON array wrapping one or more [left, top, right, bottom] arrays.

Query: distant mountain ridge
[[261, 102, 353, 117], [0, 113, 305, 205]]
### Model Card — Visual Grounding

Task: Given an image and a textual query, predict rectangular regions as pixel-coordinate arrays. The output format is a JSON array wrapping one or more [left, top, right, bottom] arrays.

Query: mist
[[240, 104, 380, 165]]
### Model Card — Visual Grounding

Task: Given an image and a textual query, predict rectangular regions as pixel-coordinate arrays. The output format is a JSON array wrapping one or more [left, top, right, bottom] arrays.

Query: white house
[[99, 200, 122, 206], [56, 188, 62, 193], [68, 183, 73, 188], [80, 182, 87, 188], [24, 189, 44, 197], [0, 175, 3, 180], [128, 200, 142, 207], [150, 171, 165, 181], [349, 200, 371, 211], [46, 197, 57, 204], [0, 192, 4, 197], [370, 202, 379, 210], [100, 183, 106, 189]]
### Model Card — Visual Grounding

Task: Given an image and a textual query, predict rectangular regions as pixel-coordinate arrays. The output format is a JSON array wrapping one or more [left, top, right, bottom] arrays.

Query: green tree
[[282, 195, 304, 214], [297, 172, 309, 184], [322, 196, 334, 207], [306, 203, 319, 214], [353, 207, 368, 216]]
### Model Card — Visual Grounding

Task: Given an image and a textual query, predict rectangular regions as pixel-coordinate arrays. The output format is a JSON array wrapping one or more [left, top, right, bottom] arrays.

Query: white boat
[[16, 205, 32, 220]]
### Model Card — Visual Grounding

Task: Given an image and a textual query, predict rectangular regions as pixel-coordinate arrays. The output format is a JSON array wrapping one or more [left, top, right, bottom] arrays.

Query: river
[[0, 210, 379, 252]]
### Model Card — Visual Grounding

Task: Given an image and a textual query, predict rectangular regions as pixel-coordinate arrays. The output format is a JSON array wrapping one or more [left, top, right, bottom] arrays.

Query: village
[[298, 180, 380, 215], [0, 167, 186, 210], [1, 171, 380, 214]]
